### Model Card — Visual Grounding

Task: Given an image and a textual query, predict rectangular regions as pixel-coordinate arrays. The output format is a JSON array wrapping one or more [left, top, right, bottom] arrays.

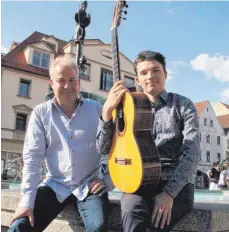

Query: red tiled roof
[[194, 101, 208, 117], [222, 102, 229, 111], [217, 114, 229, 129], [1, 31, 68, 78]]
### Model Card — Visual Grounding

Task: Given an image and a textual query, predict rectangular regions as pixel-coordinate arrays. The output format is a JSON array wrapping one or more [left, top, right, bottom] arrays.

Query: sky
[[1, 0, 229, 104]]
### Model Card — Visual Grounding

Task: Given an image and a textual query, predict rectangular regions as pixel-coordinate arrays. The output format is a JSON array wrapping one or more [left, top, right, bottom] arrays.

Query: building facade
[[1, 31, 136, 180], [194, 101, 229, 188]]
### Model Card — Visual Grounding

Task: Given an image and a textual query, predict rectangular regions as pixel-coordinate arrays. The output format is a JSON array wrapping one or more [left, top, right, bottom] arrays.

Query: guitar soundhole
[[115, 158, 132, 165]]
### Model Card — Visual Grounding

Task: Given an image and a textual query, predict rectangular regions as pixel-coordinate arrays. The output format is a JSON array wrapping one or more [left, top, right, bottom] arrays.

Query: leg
[[121, 192, 153, 232], [8, 186, 69, 232], [76, 192, 109, 232], [151, 183, 194, 232]]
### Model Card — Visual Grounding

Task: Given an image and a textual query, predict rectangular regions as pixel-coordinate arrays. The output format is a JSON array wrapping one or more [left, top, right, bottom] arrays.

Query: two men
[[9, 56, 112, 232], [10, 50, 200, 232], [96, 51, 200, 232]]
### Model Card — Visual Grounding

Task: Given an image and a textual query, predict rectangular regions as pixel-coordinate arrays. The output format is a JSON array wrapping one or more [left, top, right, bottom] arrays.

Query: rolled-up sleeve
[[96, 116, 114, 155], [163, 100, 200, 198], [19, 107, 46, 209]]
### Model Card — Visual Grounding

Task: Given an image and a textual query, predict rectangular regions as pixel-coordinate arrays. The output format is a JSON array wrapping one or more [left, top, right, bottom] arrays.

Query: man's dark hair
[[134, 50, 166, 74]]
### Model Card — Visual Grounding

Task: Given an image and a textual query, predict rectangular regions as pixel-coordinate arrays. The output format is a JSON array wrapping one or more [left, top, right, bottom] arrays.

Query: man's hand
[[9, 207, 34, 227], [151, 192, 173, 229], [102, 80, 128, 122], [89, 179, 107, 196]]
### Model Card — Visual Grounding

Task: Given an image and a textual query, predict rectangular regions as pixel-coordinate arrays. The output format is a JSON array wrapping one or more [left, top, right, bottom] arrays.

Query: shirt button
[[72, 178, 74, 180], [70, 136, 73, 139]]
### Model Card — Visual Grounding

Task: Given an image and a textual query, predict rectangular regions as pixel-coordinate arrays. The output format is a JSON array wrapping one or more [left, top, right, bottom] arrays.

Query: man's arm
[[162, 99, 200, 198], [96, 116, 114, 155], [207, 169, 212, 179], [19, 107, 46, 209]]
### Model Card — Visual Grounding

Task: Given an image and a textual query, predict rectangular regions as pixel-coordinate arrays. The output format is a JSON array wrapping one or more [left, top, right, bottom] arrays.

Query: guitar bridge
[[115, 158, 132, 165]]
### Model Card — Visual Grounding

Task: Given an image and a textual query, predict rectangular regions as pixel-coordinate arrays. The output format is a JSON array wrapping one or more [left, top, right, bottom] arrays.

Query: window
[[200, 133, 201, 141], [19, 79, 31, 97], [204, 118, 207, 126], [210, 120, 213, 127], [207, 108, 208, 112], [206, 134, 210, 143], [32, 50, 50, 69], [206, 151, 210, 162], [124, 76, 135, 88], [217, 153, 221, 162], [100, 68, 113, 91], [199, 152, 202, 161], [80, 63, 90, 80], [15, 113, 27, 131], [217, 136, 220, 145]]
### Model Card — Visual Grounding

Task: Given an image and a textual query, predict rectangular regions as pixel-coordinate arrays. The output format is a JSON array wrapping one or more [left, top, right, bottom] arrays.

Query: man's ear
[[164, 71, 168, 80], [50, 79, 53, 88], [136, 76, 140, 85]]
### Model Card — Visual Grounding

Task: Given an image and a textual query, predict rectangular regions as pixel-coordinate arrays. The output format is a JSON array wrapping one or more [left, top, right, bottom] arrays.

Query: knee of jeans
[[86, 218, 107, 232], [8, 218, 30, 232]]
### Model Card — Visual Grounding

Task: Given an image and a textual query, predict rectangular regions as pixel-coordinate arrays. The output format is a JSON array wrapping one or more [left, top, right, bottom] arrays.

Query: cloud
[[166, 60, 188, 80], [169, 61, 188, 68], [190, 54, 229, 82], [167, 68, 175, 80], [220, 88, 229, 104], [1, 46, 9, 54]]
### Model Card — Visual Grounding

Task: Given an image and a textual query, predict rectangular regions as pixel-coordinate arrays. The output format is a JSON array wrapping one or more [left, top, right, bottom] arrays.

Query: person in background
[[218, 161, 228, 190], [207, 161, 221, 190]]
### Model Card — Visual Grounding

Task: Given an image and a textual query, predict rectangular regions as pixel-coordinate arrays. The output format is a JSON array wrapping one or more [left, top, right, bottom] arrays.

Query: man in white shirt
[[8, 56, 113, 232]]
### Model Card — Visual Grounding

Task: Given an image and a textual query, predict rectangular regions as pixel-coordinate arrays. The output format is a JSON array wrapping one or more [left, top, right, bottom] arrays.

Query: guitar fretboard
[[111, 27, 121, 83]]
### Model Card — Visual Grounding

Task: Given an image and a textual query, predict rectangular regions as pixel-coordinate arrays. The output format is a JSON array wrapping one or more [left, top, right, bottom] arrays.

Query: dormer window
[[32, 50, 50, 69]]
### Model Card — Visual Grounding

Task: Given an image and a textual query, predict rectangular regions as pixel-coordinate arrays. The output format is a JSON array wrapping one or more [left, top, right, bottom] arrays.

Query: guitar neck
[[111, 27, 121, 84]]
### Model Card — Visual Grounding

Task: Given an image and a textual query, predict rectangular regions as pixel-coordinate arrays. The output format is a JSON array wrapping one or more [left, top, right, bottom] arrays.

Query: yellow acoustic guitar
[[108, 0, 161, 193]]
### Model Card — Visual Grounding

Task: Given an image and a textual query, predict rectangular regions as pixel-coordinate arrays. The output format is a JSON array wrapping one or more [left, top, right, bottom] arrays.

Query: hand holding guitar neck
[[102, 80, 128, 122]]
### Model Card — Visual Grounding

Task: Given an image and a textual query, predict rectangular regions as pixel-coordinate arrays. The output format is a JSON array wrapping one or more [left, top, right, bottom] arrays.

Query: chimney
[[10, 41, 20, 51]]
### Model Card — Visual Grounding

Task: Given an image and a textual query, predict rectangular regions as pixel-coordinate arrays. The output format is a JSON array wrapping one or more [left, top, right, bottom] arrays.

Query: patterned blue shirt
[[96, 90, 200, 198], [19, 98, 113, 209]]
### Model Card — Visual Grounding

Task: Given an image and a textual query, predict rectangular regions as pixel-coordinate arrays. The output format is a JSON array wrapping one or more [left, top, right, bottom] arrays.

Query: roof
[[211, 102, 229, 116], [1, 31, 68, 77], [194, 101, 209, 117], [217, 114, 229, 129]]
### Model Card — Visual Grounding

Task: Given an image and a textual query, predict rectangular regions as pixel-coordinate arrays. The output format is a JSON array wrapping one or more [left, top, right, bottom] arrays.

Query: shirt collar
[[51, 95, 84, 110], [159, 90, 169, 103]]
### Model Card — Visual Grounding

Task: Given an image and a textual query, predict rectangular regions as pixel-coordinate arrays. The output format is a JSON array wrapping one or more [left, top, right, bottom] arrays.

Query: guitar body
[[108, 92, 161, 193]]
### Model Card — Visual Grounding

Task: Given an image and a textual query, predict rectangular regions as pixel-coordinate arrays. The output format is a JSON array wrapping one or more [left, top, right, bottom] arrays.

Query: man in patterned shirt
[[96, 51, 200, 232]]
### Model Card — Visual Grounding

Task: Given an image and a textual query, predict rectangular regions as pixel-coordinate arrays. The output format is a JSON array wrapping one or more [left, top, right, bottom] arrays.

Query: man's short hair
[[134, 50, 166, 74], [49, 55, 79, 79]]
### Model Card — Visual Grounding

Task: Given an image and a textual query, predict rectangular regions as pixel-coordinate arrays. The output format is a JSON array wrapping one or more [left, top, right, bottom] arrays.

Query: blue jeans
[[8, 186, 109, 232]]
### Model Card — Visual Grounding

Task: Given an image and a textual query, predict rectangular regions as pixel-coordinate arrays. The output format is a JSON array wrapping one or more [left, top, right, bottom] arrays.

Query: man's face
[[50, 65, 80, 105], [135, 60, 167, 96]]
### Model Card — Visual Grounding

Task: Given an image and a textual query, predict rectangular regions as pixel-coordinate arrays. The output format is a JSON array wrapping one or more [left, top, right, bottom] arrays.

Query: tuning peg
[[125, 4, 128, 8], [122, 17, 126, 20], [122, 10, 127, 14]]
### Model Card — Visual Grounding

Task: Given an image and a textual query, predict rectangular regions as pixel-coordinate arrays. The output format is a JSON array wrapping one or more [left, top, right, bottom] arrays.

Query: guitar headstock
[[111, 0, 128, 29]]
